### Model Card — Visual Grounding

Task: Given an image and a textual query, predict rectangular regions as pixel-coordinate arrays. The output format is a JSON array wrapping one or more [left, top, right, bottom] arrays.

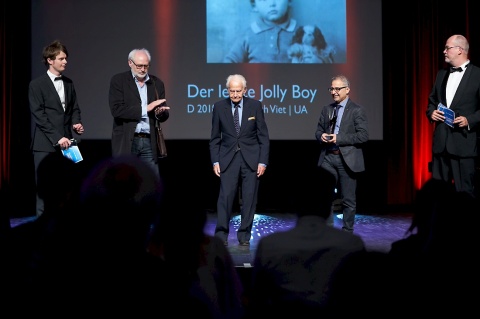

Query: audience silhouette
[[147, 199, 245, 318], [388, 178, 478, 315], [246, 172, 366, 316], [3, 153, 84, 315], [5, 157, 476, 317]]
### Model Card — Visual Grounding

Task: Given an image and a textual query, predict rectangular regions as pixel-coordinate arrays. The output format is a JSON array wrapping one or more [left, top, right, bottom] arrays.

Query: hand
[[57, 137, 72, 149], [213, 163, 220, 177], [73, 123, 84, 134], [257, 164, 266, 177], [322, 133, 335, 143], [431, 109, 445, 122], [147, 99, 168, 112], [453, 115, 468, 128], [155, 105, 170, 116]]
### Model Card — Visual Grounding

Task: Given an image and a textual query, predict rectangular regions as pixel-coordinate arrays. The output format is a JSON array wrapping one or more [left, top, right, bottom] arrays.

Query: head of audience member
[[251, 0, 292, 25], [76, 155, 164, 254], [36, 152, 83, 218], [293, 168, 336, 220], [407, 178, 476, 255]]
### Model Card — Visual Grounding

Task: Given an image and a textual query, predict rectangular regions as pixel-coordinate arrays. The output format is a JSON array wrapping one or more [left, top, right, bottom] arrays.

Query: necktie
[[54, 76, 62, 81], [234, 105, 240, 135], [450, 67, 463, 73], [330, 105, 339, 134]]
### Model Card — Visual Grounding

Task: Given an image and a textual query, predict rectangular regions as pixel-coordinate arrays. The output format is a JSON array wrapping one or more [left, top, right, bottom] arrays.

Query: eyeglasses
[[328, 86, 347, 93], [130, 60, 150, 70], [444, 46, 463, 51]]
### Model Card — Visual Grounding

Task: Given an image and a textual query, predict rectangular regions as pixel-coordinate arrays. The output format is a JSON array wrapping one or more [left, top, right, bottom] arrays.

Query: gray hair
[[226, 74, 247, 88], [332, 75, 350, 88], [128, 48, 152, 62]]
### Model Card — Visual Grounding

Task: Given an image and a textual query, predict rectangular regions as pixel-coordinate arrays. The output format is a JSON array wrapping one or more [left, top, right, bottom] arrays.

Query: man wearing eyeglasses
[[108, 48, 170, 179], [427, 34, 480, 198], [315, 75, 369, 232]]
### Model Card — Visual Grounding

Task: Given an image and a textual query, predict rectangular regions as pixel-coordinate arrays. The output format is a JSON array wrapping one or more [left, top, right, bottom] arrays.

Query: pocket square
[[248, 117, 255, 121]]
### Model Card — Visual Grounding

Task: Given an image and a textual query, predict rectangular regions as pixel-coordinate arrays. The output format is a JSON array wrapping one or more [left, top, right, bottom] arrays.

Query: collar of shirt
[[231, 100, 243, 109], [336, 96, 348, 109], [458, 60, 470, 71], [251, 18, 297, 34], [47, 70, 61, 82]]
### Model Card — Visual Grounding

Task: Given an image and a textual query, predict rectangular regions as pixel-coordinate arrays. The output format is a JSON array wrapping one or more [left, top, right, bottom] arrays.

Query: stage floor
[[10, 211, 412, 268], [203, 212, 412, 267]]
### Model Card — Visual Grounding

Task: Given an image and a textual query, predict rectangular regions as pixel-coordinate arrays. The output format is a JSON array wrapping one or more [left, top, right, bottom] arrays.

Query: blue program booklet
[[62, 145, 83, 163], [437, 103, 455, 128]]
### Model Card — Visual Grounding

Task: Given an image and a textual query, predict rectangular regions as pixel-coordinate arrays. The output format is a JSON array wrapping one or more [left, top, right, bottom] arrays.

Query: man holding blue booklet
[[29, 40, 84, 217]]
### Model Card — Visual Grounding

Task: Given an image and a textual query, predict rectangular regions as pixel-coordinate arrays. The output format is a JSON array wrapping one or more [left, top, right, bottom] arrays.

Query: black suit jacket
[[29, 73, 82, 151], [427, 63, 480, 157], [108, 71, 169, 163], [209, 97, 270, 171], [315, 98, 369, 173]]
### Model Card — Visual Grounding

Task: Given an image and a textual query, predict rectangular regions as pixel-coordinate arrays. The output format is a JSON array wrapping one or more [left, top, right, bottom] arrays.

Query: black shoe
[[239, 241, 250, 246]]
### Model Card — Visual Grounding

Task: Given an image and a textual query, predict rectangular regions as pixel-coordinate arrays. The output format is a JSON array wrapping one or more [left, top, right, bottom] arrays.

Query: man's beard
[[136, 73, 147, 80]]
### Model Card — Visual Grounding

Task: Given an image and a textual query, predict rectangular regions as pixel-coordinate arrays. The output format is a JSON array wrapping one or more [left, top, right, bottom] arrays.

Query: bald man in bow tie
[[427, 34, 480, 197]]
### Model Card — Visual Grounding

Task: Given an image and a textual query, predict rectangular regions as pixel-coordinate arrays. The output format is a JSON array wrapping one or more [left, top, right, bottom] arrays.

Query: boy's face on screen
[[254, 0, 291, 23]]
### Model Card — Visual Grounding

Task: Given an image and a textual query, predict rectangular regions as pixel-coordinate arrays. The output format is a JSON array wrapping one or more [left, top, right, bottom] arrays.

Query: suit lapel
[[63, 80, 70, 112], [450, 66, 472, 107]]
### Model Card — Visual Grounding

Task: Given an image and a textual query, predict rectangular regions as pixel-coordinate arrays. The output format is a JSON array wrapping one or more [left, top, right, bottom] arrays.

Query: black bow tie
[[450, 67, 463, 73], [54, 76, 62, 81]]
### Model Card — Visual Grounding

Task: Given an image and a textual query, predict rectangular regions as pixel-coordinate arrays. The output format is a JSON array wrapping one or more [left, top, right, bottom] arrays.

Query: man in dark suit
[[108, 48, 170, 179], [427, 34, 480, 197], [28, 40, 84, 217], [315, 75, 369, 232], [209, 74, 270, 246]]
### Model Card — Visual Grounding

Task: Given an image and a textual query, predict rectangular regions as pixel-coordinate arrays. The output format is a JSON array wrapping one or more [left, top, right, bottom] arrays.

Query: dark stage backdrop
[[2, 0, 480, 221], [30, 0, 383, 141]]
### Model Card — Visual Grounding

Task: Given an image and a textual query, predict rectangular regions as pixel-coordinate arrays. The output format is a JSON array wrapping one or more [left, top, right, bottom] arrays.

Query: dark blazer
[[108, 71, 169, 163], [315, 98, 369, 173], [209, 96, 270, 171], [426, 63, 480, 157], [29, 73, 82, 151]]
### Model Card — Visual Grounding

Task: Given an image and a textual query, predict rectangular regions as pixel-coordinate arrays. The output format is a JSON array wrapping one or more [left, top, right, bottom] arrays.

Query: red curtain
[[383, 0, 477, 205]]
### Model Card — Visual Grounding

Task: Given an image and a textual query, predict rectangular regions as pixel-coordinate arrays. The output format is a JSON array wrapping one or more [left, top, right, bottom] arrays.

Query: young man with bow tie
[[28, 40, 84, 217]]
